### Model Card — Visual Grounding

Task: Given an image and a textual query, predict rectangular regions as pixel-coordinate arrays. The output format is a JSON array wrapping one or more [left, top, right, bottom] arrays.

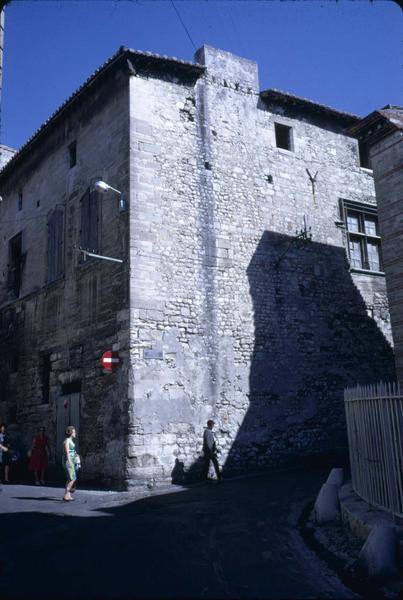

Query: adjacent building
[[0, 45, 395, 488], [349, 107, 403, 384]]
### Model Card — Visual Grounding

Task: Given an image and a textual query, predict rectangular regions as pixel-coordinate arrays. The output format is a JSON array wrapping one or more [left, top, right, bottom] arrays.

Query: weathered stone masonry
[[0, 45, 395, 488], [0, 62, 131, 485], [126, 46, 394, 486], [349, 107, 403, 385]]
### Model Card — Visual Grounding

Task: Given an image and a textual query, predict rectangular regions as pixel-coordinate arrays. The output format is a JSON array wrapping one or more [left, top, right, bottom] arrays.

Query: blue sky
[[2, 0, 402, 150]]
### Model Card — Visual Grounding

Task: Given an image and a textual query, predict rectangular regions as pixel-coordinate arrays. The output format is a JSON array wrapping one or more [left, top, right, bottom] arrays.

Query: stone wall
[[369, 129, 403, 383], [0, 66, 131, 485], [0, 45, 396, 489], [0, 145, 16, 169], [126, 46, 395, 487]]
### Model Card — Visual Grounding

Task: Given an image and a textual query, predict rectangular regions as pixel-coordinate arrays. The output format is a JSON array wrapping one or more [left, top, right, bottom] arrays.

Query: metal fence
[[344, 382, 403, 517]]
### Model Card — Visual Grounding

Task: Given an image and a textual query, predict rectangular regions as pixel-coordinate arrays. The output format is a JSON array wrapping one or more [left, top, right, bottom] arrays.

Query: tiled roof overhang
[[0, 46, 205, 183], [260, 88, 360, 127], [347, 106, 403, 146]]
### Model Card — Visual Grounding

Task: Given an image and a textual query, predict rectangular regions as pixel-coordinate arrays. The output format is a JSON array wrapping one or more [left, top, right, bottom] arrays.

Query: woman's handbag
[[74, 453, 81, 470]]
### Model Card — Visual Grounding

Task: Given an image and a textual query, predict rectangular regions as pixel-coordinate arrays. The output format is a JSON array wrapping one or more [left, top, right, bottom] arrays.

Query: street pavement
[[0, 466, 357, 599]]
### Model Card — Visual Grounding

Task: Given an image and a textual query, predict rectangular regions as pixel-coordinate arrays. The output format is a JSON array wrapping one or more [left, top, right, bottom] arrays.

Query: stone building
[[0, 45, 395, 488], [349, 107, 403, 384], [0, 144, 16, 168]]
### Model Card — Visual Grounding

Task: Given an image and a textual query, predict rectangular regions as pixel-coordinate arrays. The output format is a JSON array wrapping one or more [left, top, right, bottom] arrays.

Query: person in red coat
[[28, 427, 49, 485]]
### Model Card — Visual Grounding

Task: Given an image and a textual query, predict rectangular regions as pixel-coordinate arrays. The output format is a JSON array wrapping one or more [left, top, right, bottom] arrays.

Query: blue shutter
[[47, 209, 64, 282], [80, 189, 98, 253]]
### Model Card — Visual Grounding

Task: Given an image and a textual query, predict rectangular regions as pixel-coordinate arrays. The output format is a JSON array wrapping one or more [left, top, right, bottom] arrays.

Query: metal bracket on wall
[[306, 169, 318, 205], [75, 247, 124, 264], [274, 215, 312, 269]]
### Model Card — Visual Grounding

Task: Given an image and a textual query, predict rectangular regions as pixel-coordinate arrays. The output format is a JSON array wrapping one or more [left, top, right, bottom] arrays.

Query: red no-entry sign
[[100, 350, 122, 371]]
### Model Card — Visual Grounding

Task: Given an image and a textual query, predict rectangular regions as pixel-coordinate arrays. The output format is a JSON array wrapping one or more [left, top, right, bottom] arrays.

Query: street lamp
[[94, 180, 127, 212], [75, 179, 127, 264]]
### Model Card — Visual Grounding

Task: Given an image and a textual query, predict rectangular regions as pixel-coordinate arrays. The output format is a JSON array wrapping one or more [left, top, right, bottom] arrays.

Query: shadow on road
[[0, 466, 356, 600]]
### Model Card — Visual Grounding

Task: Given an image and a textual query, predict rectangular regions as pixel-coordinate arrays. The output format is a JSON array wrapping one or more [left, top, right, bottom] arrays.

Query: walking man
[[203, 420, 222, 481]]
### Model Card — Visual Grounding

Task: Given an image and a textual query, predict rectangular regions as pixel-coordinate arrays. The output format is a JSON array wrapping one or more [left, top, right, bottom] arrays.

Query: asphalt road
[[0, 467, 357, 600]]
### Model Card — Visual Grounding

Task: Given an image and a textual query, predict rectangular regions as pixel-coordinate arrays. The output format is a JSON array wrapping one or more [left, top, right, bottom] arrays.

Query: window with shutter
[[7, 233, 24, 297], [80, 188, 99, 256], [47, 208, 64, 282]]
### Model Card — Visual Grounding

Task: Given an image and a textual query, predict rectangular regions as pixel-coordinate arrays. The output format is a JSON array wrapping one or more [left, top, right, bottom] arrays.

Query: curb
[[339, 481, 403, 565]]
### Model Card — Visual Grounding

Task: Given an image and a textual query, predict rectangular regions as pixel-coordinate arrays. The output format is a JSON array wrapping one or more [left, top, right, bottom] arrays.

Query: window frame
[[274, 122, 294, 152], [340, 198, 383, 275], [358, 140, 372, 171]]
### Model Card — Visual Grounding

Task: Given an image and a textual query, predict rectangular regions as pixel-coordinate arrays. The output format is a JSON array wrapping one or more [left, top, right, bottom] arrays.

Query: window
[[47, 208, 64, 282], [275, 123, 293, 151], [62, 380, 81, 395], [341, 199, 382, 273], [7, 233, 24, 297], [18, 191, 23, 211], [358, 140, 371, 169], [80, 188, 99, 255], [68, 141, 77, 168]]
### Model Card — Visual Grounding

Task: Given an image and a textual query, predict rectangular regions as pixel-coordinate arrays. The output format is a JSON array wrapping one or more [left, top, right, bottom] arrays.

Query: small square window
[[275, 123, 293, 151], [68, 141, 77, 168]]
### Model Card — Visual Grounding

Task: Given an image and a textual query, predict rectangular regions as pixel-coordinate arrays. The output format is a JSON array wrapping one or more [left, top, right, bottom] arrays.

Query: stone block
[[314, 483, 339, 524], [358, 525, 397, 578]]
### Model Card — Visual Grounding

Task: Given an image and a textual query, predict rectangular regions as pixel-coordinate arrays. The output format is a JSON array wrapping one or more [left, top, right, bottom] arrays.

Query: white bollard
[[358, 525, 396, 578], [326, 468, 344, 488], [314, 482, 339, 524]]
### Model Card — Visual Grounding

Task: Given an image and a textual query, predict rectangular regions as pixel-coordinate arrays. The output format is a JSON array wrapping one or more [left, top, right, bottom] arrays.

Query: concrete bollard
[[314, 482, 339, 524], [326, 468, 344, 488], [358, 525, 396, 578]]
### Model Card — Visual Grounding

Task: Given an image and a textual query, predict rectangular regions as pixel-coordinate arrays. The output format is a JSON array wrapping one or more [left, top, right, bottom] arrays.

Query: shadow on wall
[[177, 230, 395, 483], [224, 230, 395, 474]]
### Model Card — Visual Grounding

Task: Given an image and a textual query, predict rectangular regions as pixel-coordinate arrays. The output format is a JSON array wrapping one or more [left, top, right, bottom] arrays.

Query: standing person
[[28, 427, 49, 485], [0, 423, 11, 483], [202, 420, 222, 481], [62, 426, 78, 502]]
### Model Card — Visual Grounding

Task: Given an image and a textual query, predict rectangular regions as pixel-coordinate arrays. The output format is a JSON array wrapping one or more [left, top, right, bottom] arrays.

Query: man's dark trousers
[[203, 451, 221, 480]]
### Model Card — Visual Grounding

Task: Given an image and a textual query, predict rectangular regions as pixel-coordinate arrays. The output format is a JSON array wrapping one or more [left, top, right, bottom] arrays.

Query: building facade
[[0, 46, 395, 488], [349, 107, 403, 384]]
